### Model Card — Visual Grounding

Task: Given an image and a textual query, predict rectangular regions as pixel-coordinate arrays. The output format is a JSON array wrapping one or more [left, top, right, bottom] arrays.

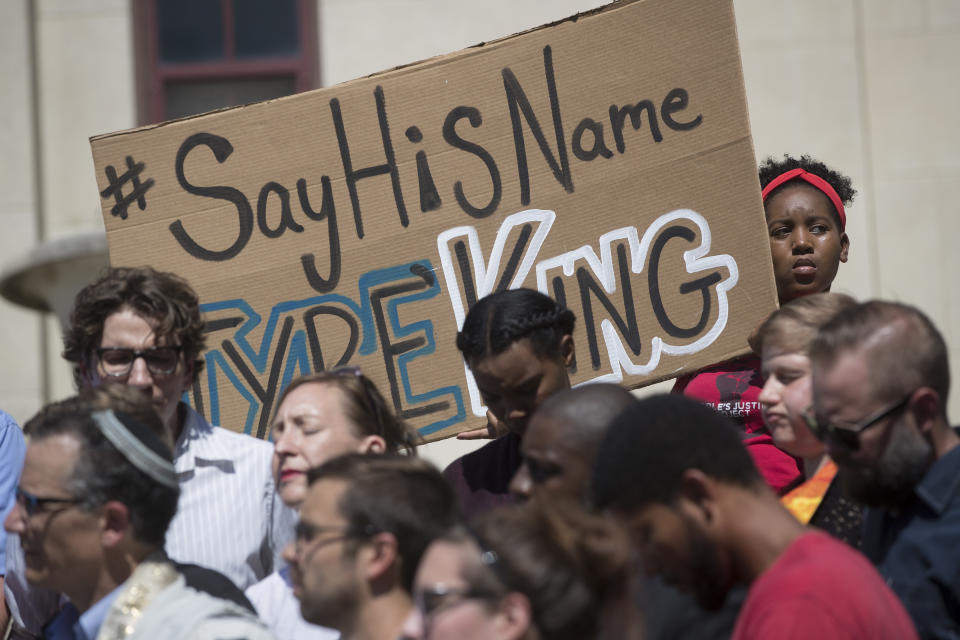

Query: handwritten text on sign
[[92, 0, 775, 440]]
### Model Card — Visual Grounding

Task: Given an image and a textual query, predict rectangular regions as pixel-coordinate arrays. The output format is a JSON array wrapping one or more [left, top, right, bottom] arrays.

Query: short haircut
[[759, 154, 856, 230], [591, 394, 763, 510], [306, 454, 458, 592], [23, 385, 179, 547], [749, 292, 857, 355], [441, 500, 629, 640], [63, 267, 206, 388], [456, 288, 575, 362], [810, 300, 950, 411], [533, 383, 638, 450], [274, 370, 421, 453]]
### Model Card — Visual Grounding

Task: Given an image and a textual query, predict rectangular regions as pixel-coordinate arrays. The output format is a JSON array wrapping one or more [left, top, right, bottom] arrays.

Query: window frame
[[133, 0, 319, 125]]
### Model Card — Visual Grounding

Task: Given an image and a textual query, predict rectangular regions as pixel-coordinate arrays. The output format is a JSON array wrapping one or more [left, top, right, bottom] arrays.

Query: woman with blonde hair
[[754, 292, 862, 545]]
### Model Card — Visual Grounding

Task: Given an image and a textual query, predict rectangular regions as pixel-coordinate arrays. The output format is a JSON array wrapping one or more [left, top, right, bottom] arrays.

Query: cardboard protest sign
[[90, 0, 777, 442]]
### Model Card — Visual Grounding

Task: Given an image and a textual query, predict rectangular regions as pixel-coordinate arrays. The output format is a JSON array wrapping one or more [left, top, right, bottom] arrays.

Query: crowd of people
[[0, 154, 957, 639]]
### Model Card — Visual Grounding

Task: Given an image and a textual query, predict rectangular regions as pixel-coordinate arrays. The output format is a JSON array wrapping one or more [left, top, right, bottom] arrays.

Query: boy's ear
[[560, 334, 575, 368], [677, 468, 721, 530]]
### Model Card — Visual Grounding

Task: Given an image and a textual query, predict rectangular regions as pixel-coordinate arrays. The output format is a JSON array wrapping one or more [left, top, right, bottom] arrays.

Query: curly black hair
[[758, 154, 856, 229]]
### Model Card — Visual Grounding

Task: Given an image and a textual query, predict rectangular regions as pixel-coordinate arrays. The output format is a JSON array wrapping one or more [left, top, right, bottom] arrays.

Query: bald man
[[509, 383, 743, 640], [509, 383, 635, 503]]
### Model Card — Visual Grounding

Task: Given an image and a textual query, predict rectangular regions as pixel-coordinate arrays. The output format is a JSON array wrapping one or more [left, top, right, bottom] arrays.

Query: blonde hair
[[750, 293, 857, 356]]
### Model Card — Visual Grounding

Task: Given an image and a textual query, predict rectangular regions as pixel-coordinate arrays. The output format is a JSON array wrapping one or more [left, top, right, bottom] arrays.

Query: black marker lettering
[[648, 226, 722, 338], [661, 88, 702, 131], [577, 244, 643, 369], [257, 181, 303, 238], [572, 117, 614, 161], [442, 106, 502, 218], [608, 100, 662, 153], [502, 45, 572, 205], [303, 305, 359, 371], [298, 176, 342, 293], [370, 264, 450, 420], [330, 86, 407, 239], [222, 315, 293, 439], [172, 133, 253, 261]]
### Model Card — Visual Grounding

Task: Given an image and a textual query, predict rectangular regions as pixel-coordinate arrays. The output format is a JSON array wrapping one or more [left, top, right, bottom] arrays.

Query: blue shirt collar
[[913, 441, 960, 515], [76, 583, 125, 640]]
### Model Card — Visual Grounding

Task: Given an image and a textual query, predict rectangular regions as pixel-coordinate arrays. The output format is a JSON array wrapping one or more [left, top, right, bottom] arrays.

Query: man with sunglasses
[[285, 454, 458, 640], [53, 267, 296, 591], [810, 300, 960, 638]]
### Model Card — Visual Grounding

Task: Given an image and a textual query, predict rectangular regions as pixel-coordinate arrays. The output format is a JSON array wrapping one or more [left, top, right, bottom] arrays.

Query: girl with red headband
[[674, 154, 856, 495]]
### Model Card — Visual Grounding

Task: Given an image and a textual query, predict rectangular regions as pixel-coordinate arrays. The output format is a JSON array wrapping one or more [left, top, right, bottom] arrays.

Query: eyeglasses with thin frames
[[96, 346, 183, 378], [292, 519, 379, 556], [15, 486, 82, 517], [803, 390, 915, 451]]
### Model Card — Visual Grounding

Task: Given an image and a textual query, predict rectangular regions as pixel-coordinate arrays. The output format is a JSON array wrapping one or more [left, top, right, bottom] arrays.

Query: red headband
[[761, 168, 846, 231]]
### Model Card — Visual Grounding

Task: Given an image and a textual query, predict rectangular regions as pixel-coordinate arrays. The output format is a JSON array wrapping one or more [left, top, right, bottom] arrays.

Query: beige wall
[[0, 1, 43, 423], [0, 0, 957, 453]]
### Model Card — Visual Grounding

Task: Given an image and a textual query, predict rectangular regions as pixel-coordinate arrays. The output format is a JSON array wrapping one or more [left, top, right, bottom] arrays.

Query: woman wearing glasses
[[245, 369, 421, 639], [754, 292, 863, 546], [400, 499, 633, 640]]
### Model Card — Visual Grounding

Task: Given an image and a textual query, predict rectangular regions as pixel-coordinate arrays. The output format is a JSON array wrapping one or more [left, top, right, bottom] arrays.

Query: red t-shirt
[[732, 531, 918, 640], [673, 355, 801, 493]]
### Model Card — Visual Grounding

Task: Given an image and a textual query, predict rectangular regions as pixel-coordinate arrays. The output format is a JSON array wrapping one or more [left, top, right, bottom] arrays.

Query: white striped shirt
[[165, 405, 296, 590]]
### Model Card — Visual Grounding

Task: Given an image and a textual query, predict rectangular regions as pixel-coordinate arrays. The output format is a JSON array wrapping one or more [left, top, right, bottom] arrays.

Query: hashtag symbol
[[99, 156, 155, 220]]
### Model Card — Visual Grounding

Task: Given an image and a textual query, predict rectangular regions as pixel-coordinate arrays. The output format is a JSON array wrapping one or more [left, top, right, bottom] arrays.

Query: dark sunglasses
[[803, 391, 914, 451], [96, 346, 183, 377]]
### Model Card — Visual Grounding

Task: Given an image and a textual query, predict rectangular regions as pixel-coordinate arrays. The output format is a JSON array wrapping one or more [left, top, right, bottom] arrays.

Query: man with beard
[[810, 300, 960, 638], [285, 454, 458, 640], [592, 394, 916, 640]]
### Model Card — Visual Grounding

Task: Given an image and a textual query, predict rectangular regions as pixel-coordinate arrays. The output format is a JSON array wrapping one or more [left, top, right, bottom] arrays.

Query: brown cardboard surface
[[90, 0, 777, 442]]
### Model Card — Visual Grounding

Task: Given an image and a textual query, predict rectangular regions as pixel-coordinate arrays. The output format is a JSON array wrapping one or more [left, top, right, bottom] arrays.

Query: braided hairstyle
[[456, 289, 576, 362], [759, 154, 857, 229]]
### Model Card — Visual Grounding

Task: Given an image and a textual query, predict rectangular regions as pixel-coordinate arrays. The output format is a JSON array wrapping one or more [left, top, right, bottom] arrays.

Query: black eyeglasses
[[15, 486, 82, 517], [293, 519, 378, 555], [804, 391, 915, 451], [96, 346, 183, 377]]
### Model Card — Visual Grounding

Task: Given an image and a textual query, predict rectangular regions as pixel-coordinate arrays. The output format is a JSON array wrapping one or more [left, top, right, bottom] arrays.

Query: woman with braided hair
[[443, 288, 576, 517]]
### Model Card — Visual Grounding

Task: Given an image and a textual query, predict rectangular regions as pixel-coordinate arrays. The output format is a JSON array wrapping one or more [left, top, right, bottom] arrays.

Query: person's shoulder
[[148, 578, 273, 640]]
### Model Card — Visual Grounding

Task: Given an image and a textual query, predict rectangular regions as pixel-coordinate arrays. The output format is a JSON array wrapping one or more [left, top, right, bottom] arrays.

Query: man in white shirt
[[60, 266, 295, 588], [4, 386, 272, 640]]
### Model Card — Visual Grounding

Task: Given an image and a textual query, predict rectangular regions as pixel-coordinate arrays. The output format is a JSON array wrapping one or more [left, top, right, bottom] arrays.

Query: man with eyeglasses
[[27, 266, 295, 596], [3, 386, 272, 639], [284, 454, 458, 640], [810, 300, 960, 638]]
